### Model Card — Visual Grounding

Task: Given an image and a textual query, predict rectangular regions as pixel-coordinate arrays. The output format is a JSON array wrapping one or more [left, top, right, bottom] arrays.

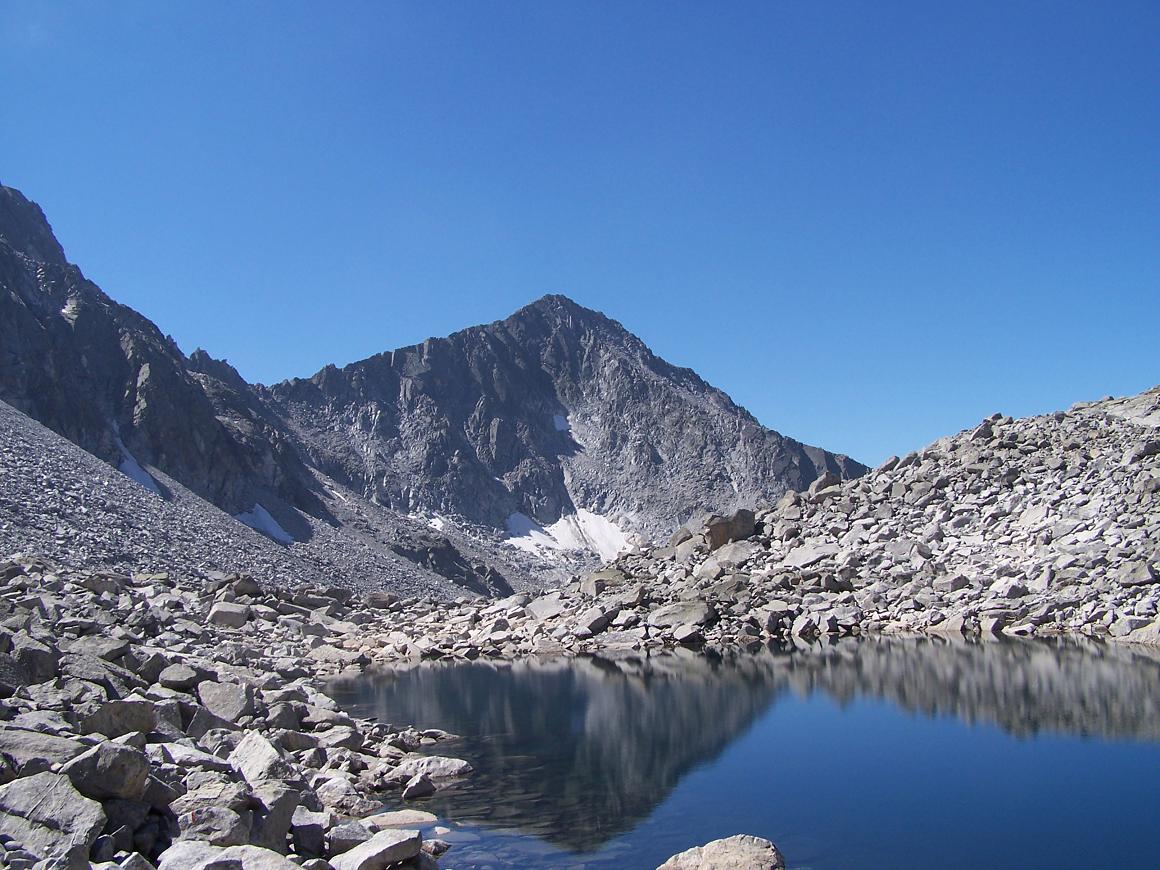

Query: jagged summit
[[0, 183, 67, 266], [268, 291, 866, 542]]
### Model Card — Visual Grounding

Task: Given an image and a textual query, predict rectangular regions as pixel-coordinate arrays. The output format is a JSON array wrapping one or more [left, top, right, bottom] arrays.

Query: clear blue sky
[[2, 1, 1157, 465]]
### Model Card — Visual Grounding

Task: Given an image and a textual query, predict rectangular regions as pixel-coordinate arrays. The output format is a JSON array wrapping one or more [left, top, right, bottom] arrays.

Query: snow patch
[[553, 413, 570, 432], [408, 512, 447, 532], [60, 298, 80, 323], [234, 503, 294, 545], [110, 425, 161, 496], [118, 451, 162, 497], [505, 508, 629, 562]]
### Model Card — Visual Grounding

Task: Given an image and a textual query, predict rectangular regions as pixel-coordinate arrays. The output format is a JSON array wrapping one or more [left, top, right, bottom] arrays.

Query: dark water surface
[[329, 638, 1160, 869]]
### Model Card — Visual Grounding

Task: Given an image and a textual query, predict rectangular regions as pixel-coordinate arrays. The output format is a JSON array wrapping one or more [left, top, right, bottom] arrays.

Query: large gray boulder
[[389, 756, 472, 781], [208, 602, 250, 628], [157, 841, 302, 869], [197, 680, 255, 723], [60, 741, 151, 801], [228, 732, 293, 785], [81, 698, 157, 737], [658, 834, 786, 870], [0, 771, 106, 869], [0, 724, 86, 775], [328, 828, 422, 870], [704, 510, 757, 551], [647, 600, 714, 629]]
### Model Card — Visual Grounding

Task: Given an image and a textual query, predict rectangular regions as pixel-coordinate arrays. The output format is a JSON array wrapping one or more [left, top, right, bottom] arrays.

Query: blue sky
[[1, 1, 1157, 465]]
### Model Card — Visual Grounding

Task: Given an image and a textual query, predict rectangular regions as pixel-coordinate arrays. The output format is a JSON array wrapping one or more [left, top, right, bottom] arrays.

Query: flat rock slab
[[0, 771, 106, 867], [0, 723, 87, 773], [659, 834, 786, 870], [157, 841, 302, 869], [647, 600, 713, 628], [329, 828, 422, 870], [362, 809, 438, 830], [391, 755, 473, 780], [781, 543, 838, 569]]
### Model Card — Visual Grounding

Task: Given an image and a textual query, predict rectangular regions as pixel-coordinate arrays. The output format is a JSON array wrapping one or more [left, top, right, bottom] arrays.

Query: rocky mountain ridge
[[0, 182, 864, 587], [267, 294, 863, 541]]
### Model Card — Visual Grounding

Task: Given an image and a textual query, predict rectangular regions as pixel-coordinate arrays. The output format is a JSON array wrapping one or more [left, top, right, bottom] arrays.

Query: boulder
[[197, 680, 255, 723], [81, 698, 157, 737], [577, 606, 617, 635], [390, 755, 473, 780], [229, 731, 294, 785], [0, 724, 86, 774], [402, 773, 436, 799], [176, 805, 253, 847], [328, 829, 422, 870], [208, 602, 250, 628], [157, 841, 301, 869], [659, 834, 786, 870], [525, 596, 567, 621], [362, 809, 438, 830], [0, 771, 106, 869], [60, 741, 151, 801], [705, 510, 756, 551], [249, 781, 301, 853], [990, 579, 1029, 599], [782, 544, 838, 570], [647, 600, 714, 629], [328, 820, 373, 855], [1115, 561, 1158, 587], [157, 663, 201, 690], [290, 806, 331, 857], [11, 634, 59, 683]]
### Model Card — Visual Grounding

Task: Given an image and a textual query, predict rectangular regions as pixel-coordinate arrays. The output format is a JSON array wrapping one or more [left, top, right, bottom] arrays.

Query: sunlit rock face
[[331, 638, 1160, 850], [267, 293, 865, 540]]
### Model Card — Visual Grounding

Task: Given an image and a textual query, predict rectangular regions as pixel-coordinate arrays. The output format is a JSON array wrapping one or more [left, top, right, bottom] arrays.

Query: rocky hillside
[[0, 398, 519, 598], [0, 181, 864, 581], [368, 385, 1160, 655]]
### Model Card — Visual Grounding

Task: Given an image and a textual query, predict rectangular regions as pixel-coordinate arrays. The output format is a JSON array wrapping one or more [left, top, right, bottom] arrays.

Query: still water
[[329, 637, 1160, 869]]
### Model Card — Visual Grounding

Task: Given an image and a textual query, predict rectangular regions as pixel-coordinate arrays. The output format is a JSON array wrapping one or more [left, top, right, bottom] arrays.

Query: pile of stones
[[0, 555, 474, 870]]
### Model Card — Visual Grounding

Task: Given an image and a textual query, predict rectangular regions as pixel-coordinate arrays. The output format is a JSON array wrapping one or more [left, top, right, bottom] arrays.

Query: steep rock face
[[269, 295, 866, 538], [0, 184, 315, 517]]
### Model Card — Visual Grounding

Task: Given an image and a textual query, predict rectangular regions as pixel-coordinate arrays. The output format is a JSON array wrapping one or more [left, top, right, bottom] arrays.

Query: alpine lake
[[329, 637, 1160, 870]]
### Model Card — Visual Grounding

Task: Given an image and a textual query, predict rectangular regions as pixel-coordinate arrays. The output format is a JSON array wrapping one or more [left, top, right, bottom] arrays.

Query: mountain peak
[[511, 293, 600, 323], [0, 183, 67, 267]]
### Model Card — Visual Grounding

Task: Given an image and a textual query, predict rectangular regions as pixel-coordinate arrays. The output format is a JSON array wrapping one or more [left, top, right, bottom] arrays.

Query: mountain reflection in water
[[329, 637, 1160, 859]]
